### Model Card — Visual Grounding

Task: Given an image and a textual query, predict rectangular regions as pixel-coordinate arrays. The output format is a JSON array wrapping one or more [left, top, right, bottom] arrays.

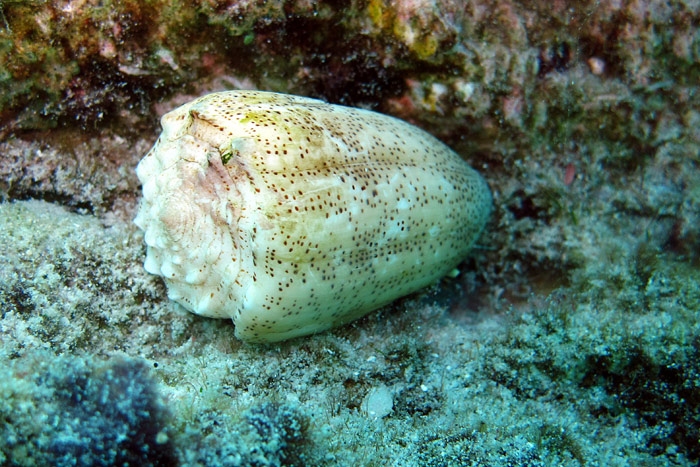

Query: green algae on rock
[[134, 90, 491, 342]]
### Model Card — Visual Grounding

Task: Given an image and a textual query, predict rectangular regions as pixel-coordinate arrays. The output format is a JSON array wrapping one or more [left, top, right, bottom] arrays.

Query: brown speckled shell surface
[[135, 91, 491, 342]]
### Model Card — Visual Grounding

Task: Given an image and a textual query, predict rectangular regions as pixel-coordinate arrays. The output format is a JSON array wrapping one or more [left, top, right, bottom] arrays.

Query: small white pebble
[[363, 385, 393, 419]]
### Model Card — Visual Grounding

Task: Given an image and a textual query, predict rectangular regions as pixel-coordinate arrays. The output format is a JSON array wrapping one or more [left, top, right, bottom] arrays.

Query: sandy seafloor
[[1, 1, 699, 466]]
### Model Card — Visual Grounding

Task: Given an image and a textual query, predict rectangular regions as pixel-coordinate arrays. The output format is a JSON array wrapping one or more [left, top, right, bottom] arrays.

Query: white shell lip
[[135, 90, 492, 343]]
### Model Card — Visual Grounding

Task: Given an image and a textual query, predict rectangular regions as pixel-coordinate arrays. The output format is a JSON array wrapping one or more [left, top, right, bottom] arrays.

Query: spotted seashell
[[134, 91, 491, 343]]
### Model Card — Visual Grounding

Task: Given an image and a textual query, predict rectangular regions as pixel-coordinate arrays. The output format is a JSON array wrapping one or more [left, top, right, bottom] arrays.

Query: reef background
[[1, 1, 699, 465]]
